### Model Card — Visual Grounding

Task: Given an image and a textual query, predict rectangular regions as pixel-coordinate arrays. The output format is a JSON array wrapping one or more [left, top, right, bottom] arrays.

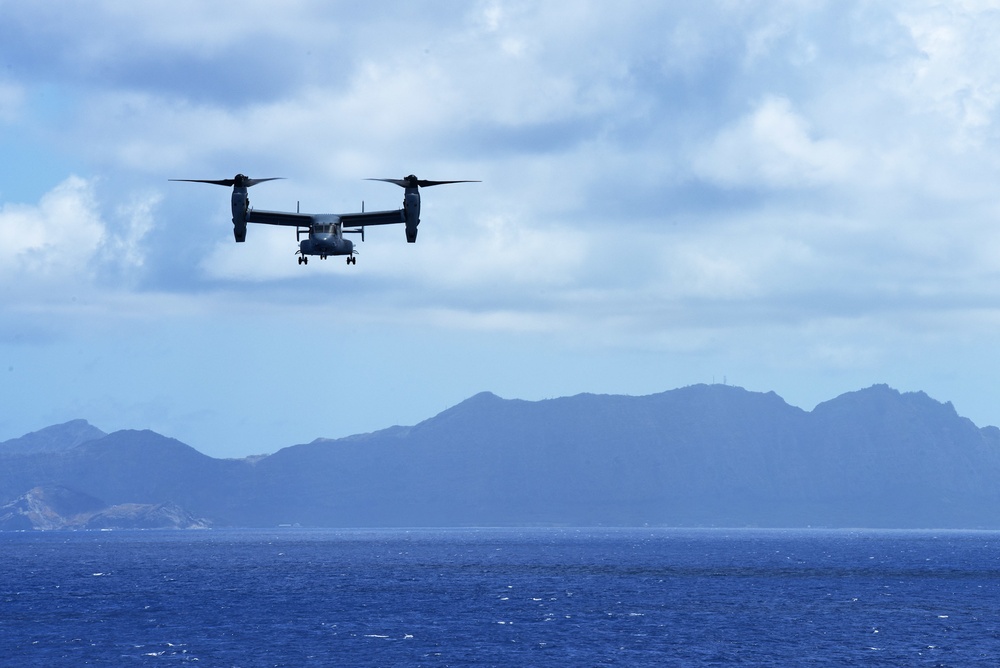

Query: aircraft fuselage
[[300, 227, 354, 258], [294, 219, 360, 264]]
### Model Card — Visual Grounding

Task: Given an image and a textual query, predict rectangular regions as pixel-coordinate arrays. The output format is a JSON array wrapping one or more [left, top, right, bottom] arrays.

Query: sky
[[3, 1, 1000, 458]]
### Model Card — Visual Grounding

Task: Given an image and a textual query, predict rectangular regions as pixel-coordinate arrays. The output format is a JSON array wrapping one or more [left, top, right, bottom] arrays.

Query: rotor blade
[[365, 178, 409, 187], [365, 177, 481, 188], [416, 179, 481, 188], [244, 177, 284, 187], [169, 175, 284, 187], [169, 178, 236, 187]]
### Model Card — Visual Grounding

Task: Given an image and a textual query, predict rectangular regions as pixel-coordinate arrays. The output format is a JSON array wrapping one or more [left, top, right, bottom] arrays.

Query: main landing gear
[[296, 254, 356, 265]]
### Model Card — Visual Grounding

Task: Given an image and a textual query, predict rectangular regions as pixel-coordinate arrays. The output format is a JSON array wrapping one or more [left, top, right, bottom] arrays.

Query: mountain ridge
[[3, 384, 1000, 529], [0, 419, 106, 455]]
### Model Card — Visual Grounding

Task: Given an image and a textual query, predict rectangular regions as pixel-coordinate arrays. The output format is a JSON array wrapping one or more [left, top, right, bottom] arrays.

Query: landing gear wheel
[[347, 256, 356, 265], [297, 256, 303, 265]]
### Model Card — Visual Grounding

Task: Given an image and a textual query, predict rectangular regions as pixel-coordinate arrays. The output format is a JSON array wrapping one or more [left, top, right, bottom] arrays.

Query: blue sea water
[[2, 528, 1000, 666]]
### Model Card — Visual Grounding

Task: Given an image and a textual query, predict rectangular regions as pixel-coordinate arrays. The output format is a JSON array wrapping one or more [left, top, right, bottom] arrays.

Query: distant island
[[2, 384, 1000, 530]]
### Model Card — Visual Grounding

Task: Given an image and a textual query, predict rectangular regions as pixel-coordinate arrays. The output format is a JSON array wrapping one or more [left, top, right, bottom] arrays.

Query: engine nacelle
[[231, 189, 250, 243], [403, 190, 420, 243]]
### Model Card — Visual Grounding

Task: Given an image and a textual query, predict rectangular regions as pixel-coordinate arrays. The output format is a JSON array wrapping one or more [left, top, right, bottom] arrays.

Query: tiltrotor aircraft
[[171, 174, 478, 265]]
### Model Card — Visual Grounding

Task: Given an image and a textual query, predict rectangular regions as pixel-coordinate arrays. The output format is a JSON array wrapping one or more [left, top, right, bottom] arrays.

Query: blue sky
[[3, 1, 1000, 458]]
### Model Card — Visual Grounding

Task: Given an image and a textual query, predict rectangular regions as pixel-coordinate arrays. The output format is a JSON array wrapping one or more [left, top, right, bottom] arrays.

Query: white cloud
[[100, 191, 159, 274], [896, 3, 1000, 138], [200, 225, 303, 282], [373, 212, 592, 290], [692, 96, 857, 189], [0, 177, 104, 285], [0, 177, 157, 303]]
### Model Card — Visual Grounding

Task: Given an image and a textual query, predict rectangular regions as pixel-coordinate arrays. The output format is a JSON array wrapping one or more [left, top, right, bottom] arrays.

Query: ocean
[[2, 527, 999, 666]]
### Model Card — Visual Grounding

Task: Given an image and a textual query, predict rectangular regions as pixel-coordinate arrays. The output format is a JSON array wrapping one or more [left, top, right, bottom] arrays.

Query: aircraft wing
[[247, 209, 329, 227], [339, 209, 405, 227], [247, 209, 404, 227]]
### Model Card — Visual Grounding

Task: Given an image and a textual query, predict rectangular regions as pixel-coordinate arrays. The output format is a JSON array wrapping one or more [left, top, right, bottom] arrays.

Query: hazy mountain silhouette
[[0, 419, 105, 455], [3, 384, 1000, 529], [0, 485, 208, 530]]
